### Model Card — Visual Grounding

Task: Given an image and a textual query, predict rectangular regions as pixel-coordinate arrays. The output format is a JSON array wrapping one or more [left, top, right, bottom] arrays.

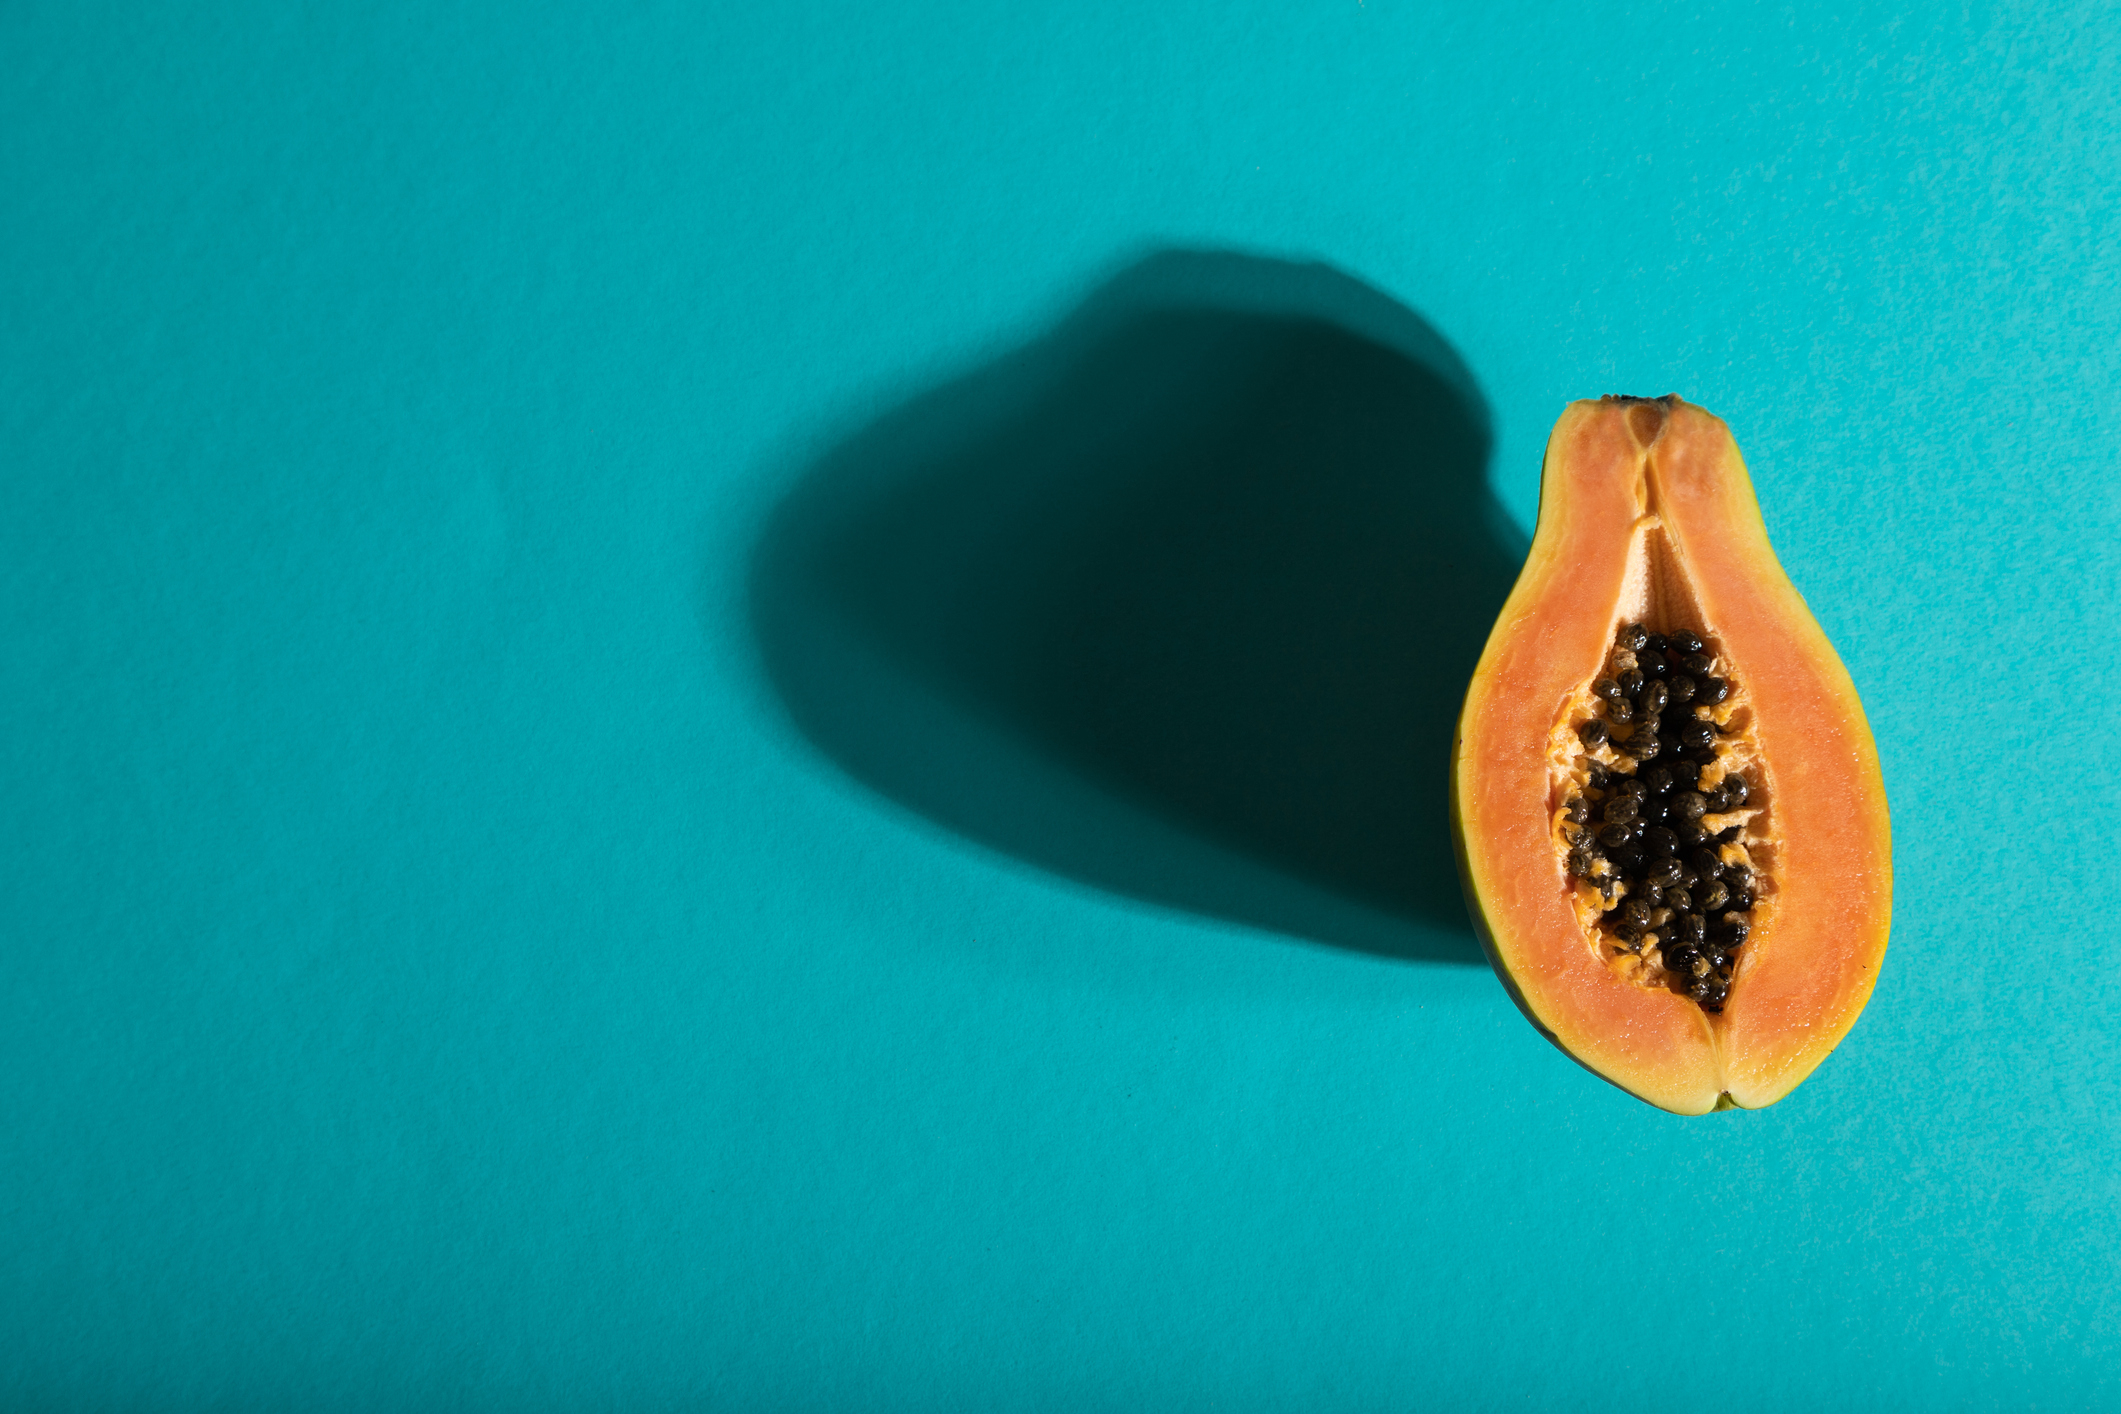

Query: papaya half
[[1451, 396, 1890, 1114]]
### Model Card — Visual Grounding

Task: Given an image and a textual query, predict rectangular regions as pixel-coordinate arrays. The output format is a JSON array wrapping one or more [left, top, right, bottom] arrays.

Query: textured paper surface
[[5, 1, 2117, 1407]]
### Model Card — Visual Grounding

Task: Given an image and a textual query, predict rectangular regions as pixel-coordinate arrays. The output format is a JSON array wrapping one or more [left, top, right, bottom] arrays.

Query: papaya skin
[[1451, 397, 1890, 1114]]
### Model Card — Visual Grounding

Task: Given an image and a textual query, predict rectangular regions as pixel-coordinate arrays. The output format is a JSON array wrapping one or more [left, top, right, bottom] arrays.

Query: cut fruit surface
[[1451, 396, 1890, 1114]]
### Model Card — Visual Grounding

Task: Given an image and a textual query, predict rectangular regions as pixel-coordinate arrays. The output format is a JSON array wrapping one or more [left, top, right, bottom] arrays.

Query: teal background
[[5, 1, 2117, 1408]]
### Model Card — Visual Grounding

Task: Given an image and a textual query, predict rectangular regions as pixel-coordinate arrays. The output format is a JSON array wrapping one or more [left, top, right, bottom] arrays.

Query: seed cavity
[[1557, 622, 1766, 1014]]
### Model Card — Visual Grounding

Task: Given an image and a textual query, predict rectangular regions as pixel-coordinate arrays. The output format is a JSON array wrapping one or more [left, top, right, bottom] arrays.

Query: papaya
[[1451, 396, 1890, 1114]]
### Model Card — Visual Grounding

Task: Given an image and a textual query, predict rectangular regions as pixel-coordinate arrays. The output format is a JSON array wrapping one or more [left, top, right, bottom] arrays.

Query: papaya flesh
[[1451, 396, 1890, 1114]]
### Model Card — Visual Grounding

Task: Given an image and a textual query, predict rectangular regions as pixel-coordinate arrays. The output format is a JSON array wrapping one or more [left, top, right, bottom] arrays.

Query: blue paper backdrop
[[6, 1, 2117, 1408]]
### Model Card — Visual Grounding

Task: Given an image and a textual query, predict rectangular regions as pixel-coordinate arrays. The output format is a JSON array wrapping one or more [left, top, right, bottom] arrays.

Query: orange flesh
[[1452, 398, 1891, 1113]]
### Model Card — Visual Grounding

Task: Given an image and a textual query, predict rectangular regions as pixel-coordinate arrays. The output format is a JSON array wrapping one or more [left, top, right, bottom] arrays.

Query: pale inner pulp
[[1546, 522, 1778, 1013]]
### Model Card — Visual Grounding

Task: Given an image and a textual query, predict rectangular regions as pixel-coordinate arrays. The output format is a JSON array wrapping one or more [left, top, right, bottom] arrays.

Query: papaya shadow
[[748, 249, 1526, 964]]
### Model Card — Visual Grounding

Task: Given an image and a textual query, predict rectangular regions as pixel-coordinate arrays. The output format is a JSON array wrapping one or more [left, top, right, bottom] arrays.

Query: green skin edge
[[1447, 725, 1745, 1117]]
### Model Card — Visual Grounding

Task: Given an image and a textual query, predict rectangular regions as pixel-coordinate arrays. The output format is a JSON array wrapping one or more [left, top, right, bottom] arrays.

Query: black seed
[[1714, 825, 1741, 845], [1558, 625, 1757, 1015]]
